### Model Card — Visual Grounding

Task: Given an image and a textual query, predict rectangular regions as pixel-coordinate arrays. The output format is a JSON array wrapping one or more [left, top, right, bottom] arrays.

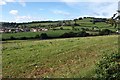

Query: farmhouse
[[30, 28, 48, 32], [0, 28, 10, 33], [30, 28, 41, 32], [42, 28, 48, 31], [0, 28, 5, 33]]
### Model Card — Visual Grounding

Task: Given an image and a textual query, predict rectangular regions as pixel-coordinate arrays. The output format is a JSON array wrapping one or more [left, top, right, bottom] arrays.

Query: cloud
[[63, 2, 118, 18], [14, 15, 47, 22], [0, 1, 6, 5], [9, 10, 18, 15], [0, 0, 16, 5], [15, 15, 31, 21], [91, 2, 118, 18], [0, 0, 26, 7], [5, 0, 16, 2], [60, 0, 119, 2], [53, 10, 70, 16], [61, 0, 119, 18], [18, 0, 26, 7], [118, 1, 120, 16]]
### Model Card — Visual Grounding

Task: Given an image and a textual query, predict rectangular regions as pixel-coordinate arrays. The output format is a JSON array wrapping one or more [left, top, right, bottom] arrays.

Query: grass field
[[2, 30, 80, 40], [2, 35, 118, 78], [2, 18, 118, 41]]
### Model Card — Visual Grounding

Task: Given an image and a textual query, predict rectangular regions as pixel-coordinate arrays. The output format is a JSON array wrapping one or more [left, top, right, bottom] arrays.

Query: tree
[[78, 17, 83, 20], [107, 11, 120, 28], [73, 19, 77, 24], [60, 27, 63, 30], [68, 21, 71, 26], [35, 34, 40, 38], [40, 33, 48, 39], [72, 24, 75, 30], [99, 29, 112, 35]]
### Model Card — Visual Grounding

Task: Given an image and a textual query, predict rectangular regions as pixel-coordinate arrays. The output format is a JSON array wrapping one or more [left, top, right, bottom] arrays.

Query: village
[[0, 27, 48, 33]]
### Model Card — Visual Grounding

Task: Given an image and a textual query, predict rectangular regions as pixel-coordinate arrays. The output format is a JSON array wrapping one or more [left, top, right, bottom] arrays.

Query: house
[[4, 28, 9, 33], [42, 28, 48, 31], [0, 28, 4, 33], [30, 28, 48, 32], [30, 28, 38, 32], [116, 30, 120, 34]]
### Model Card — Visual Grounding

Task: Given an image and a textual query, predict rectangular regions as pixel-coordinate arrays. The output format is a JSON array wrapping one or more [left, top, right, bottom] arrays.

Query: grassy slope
[[2, 35, 118, 78]]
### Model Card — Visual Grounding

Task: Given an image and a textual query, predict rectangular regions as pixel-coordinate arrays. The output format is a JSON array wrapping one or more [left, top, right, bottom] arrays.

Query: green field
[[2, 30, 80, 40], [2, 18, 118, 41], [2, 35, 118, 78]]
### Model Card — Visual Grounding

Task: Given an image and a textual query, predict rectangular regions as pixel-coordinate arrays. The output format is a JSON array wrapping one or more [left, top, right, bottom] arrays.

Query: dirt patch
[[27, 66, 56, 78]]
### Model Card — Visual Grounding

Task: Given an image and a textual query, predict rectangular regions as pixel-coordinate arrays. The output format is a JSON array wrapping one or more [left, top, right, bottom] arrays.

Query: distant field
[[2, 18, 118, 40], [2, 30, 80, 40], [2, 35, 118, 78]]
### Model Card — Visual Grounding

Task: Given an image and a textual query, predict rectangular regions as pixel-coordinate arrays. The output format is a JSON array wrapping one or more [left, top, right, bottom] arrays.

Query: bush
[[20, 37, 27, 40], [99, 29, 112, 35], [95, 53, 120, 79], [40, 33, 48, 39], [60, 32, 77, 38], [10, 36, 16, 40], [60, 27, 63, 30], [60, 31, 89, 38], [35, 34, 40, 38], [79, 17, 83, 20], [74, 23, 80, 26], [77, 31, 89, 37]]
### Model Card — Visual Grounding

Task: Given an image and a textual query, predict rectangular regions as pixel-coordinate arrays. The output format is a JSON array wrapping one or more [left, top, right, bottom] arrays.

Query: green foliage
[[77, 31, 89, 37], [99, 29, 112, 35], [10, 36, 16, 40], [60, 31, 89, 38], [2, 30, 73, 40], [40, 33, 48, 39], [60, 27, 63, 30], [95, 53, 120, 79], [60, 32, 77, 38], [35, 34, 40, 38]]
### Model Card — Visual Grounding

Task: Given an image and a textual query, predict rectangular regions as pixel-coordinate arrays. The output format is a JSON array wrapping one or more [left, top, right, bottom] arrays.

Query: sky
[[0, 0, 120, 23]]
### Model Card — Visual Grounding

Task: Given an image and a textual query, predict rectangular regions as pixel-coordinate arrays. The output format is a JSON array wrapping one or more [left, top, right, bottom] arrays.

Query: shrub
[[99, 29, 112, 35], [77, 31, 89, 37], [60, 32, 77, 38], [74, 23, 80, 26], [35, 34, 40, 38], [79, 17, 83, 20], [10, 36, 16, 40], [60, 31, 89, 38], [95, 53, 120, 79], [60, 27, 63, 30], [20, 37, 27, 40], [40, 33, 48, 39]]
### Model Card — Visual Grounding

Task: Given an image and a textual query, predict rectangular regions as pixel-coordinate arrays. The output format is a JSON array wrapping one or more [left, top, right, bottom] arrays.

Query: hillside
[[2, 35, 118, 78], [1, 17, 119, 41]]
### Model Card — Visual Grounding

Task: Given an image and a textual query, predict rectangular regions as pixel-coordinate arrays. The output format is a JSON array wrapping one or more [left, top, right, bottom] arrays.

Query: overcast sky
[[0, 0, 120, 23]]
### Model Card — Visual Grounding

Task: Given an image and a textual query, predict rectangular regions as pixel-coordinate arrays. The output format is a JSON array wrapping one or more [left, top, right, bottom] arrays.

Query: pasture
[[2, 30, 80, 40], [2, 35, 118, 78]]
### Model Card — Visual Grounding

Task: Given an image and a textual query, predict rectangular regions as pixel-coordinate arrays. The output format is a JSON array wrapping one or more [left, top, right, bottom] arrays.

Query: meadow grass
[[2, 35, 118, 78]]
